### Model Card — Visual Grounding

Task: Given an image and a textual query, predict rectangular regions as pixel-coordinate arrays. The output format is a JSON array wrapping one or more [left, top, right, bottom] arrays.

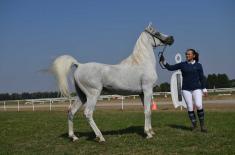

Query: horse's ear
[[147, 22, 152, 28], [145, 22, 153, 32]]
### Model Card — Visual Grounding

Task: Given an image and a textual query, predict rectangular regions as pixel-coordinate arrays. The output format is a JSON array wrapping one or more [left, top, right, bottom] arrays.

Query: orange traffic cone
[[151, 101, 158, 110]]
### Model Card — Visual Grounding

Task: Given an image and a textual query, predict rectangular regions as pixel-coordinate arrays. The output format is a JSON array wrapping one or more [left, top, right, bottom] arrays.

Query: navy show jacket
[[164, 61, 206, 91]]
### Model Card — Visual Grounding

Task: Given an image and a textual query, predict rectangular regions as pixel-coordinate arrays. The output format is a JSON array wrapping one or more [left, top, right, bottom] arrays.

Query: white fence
[[0, 97, 75, 112], [0, 88, 234, 112], [0, 93, 168, 112]]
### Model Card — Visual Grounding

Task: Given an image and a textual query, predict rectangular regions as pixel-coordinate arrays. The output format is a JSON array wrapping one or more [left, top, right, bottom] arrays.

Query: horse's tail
[[51, 55, 79, 97]]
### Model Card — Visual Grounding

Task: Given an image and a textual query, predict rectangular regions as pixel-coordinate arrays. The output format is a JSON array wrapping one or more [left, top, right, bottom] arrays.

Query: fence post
[[121, 96, 124, 110], [32, 101, 35, 111], [17, 100, 20, 112], [49, 100, 52, 111], [4, 101, 6, 111]]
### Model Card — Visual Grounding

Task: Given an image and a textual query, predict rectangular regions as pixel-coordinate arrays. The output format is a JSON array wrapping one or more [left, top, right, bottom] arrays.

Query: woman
[[160, 49, 208, 132]]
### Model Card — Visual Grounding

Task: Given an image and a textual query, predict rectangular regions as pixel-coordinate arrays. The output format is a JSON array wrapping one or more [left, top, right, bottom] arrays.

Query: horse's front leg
[[143, 89, 153, 139]]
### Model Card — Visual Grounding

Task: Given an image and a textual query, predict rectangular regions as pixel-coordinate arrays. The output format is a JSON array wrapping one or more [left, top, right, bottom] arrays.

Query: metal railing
[[0, 88, 234, 112]]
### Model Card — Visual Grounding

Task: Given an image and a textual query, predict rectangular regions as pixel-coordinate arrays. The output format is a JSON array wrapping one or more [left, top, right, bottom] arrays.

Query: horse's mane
[[120, 33, 152, 65]]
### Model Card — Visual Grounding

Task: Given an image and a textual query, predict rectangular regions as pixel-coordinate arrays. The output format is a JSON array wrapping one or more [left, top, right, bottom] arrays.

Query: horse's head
[[145, 23, 174, 47]]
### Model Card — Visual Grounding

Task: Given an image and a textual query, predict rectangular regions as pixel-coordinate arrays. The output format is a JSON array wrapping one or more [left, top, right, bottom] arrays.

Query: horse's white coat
[[52, 24, 172, 141]]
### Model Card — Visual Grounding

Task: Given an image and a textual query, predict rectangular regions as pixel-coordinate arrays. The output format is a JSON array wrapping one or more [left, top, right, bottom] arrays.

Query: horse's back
[[74, 63, 144, 94]]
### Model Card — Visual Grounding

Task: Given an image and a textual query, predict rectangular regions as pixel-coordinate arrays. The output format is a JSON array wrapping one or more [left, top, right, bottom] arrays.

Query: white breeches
[[182, 89, 203, 111]]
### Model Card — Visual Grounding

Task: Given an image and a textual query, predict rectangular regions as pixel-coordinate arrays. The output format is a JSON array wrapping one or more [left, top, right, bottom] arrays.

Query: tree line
[[206, 73, 234, 88], [0, 92, 59, 101], [0, 73, 234, 101], [154, 73, 235, 92]]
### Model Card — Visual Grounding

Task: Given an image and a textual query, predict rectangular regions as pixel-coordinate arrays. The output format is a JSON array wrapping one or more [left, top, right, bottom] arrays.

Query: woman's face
[[185, 50, 195, 61]]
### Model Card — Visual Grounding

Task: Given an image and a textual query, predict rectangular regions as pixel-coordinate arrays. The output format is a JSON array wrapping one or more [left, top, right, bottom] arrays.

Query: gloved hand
[[159, 54, 165, 63]]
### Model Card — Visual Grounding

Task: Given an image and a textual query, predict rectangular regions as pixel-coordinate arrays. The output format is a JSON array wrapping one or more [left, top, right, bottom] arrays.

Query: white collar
[[187, 60, 196, 64]]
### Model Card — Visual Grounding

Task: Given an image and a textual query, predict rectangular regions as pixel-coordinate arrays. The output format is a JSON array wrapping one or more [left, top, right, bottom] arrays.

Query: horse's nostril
[[168, 36, 174, 45]]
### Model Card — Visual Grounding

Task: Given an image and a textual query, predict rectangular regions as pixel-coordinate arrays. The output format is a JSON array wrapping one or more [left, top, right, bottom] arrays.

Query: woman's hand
[[160, 55, 165, 63], [202, 89, 208, 97], [203, 92, 208, 97]]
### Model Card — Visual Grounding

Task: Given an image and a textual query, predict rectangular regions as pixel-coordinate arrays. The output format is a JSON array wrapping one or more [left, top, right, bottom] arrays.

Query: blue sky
[[0, 0, 235, 93]]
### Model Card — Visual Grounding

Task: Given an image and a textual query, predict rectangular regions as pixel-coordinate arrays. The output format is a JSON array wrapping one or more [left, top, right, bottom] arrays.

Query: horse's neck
[[120, 33, 156, 67]]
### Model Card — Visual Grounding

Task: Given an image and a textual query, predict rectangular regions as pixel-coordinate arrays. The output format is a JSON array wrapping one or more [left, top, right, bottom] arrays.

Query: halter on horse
[[144, 25, 174, 69]]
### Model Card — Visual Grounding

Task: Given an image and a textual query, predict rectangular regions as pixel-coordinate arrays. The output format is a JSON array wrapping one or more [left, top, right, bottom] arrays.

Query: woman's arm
[[163, 62, 182, 71], [160, 55, 182, 71]]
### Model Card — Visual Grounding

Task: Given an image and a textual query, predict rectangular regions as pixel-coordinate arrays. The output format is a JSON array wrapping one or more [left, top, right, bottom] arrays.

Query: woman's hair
[[186, 48, 199, 62]]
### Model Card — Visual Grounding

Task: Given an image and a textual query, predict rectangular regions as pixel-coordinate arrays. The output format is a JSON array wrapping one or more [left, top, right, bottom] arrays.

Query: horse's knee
[[68, 110, 74, 120], [144, 110, 151, 116], [84, 109, 93, 120]]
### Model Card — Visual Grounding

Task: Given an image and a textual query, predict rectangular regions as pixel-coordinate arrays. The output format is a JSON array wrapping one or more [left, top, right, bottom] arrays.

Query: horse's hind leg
[[68, 97, 83, 141], [84, 95, 105, 142]]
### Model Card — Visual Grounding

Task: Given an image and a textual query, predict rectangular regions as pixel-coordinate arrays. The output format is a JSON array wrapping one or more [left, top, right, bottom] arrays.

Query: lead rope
[[158, 45, 167, 69]]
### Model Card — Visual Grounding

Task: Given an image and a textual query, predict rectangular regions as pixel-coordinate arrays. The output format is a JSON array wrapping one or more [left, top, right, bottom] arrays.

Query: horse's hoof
[[146, 136, 153, 139], [69, 135, 79, 142], [146, 133, 153, 139], [72, 136, 79, 142], [99, 140, 105, 144], [99, 138, 106, 143], [95, 136, 105, 143], [145, 130, 154, 138]]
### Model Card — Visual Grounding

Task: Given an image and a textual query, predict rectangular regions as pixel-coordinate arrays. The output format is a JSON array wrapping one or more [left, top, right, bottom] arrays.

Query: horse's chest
[[143, 70, 158, 83]]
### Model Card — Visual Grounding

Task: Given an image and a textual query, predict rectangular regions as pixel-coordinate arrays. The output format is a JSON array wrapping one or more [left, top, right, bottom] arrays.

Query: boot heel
[[197, 109, 207, 133]]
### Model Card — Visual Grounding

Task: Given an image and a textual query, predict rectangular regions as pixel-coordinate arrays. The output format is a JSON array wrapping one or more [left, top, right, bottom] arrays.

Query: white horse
[[52, 23, 174, 142]]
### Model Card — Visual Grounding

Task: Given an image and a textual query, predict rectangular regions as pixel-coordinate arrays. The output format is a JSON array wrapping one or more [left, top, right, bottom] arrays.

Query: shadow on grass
[[168, 124, 192, 131], [59, 126, 145, 141]]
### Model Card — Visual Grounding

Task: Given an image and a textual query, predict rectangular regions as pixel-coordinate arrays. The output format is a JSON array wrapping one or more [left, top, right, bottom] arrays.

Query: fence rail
[[0, 88, 234, 112]]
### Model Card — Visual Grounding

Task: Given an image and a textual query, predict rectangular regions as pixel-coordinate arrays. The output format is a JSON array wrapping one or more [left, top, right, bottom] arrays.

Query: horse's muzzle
[[164, 36, 174, 46]]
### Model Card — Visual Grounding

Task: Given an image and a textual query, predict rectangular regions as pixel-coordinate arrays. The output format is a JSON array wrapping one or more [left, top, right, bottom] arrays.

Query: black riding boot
[[197, 109, 207, 132], [188, 111, 197, 131]]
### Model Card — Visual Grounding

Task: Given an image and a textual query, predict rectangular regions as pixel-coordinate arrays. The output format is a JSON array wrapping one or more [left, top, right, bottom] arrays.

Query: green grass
[[0, 110, 234, 155]]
